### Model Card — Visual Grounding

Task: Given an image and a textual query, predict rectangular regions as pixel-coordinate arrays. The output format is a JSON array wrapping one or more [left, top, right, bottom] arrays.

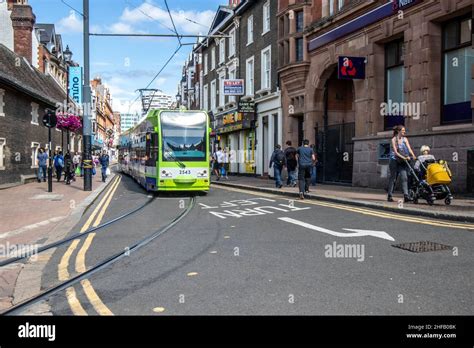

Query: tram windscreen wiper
[[164, 150, 186, 169]]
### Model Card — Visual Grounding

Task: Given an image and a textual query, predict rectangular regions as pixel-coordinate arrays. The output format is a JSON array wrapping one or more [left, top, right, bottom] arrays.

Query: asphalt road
[[38, 172, 474, 315]]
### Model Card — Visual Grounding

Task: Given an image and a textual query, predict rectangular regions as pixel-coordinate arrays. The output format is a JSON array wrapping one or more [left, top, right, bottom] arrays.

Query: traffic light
[[42, 109, 57, 128]]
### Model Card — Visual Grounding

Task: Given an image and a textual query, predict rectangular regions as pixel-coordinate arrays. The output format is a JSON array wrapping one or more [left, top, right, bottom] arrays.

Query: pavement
[[0, 171, 115, 313], [211, 175, 474, 223]]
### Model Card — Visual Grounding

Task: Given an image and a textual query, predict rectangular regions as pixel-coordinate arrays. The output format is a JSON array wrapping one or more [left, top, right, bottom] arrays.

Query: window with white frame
[[229, 28, 236, 57], [0, 89, 5, 117], [261, 46, 271, 90], [204, 53, 208, 75], [203, 84, 209, 111], [338, 0, 344, 10], [31, 102, 39, 125], [218, 71, 226, 107], [31, 142, 40, 168], [219, 38, 225, 64], [0, 138, 5, 170], [210, 80, 217, 110], [263, 1, 270, 34], [211, 47, 216, 70], [246, 56, 254, 96], [228, 67, 236, 103], [247, 15, 254, 44]]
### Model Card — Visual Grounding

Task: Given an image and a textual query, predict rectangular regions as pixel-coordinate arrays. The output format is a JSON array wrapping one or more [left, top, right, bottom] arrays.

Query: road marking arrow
[[278, 217, 395, 241]]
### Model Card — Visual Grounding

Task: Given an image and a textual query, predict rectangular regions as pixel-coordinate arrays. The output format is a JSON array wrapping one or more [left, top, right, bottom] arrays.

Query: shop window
[[442, 17, 473, 124], [384, 39, 405, 130]]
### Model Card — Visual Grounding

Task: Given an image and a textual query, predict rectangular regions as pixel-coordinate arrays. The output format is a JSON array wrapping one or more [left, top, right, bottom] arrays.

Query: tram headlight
[[197, 170, 208, 178], [161, 170, 173, 178]]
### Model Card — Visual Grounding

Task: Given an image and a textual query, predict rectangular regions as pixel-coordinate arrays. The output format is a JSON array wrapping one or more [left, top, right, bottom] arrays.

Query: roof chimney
[[10, 1, 35, 63], [229, 0, 241, 8]]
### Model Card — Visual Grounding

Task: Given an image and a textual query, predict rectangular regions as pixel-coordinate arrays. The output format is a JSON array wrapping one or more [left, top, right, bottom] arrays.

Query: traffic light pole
[[82, 0, 92, 191]]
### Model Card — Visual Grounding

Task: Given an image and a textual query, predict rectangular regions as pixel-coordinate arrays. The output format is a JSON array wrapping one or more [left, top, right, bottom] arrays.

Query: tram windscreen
[[160, 111, 207, 162]]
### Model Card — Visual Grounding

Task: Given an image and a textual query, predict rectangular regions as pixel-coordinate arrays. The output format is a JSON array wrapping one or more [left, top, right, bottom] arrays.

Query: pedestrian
[[36, 147, 48, 183], [73, 152, 81, 172], [64, 151, 73, 185], [53, 150, 64, 182], [269, 144, 286, 188], [296, 139, 316, 199], [387, 125, 416, 202], [284, 141, 297, 187], [92, 154, 99, 176], [222, 148, 229, 179], [310, 144, 318, 186], [99, 151, 110, 182], [211, 150, 220, 179], [215, 147, 224, 181]]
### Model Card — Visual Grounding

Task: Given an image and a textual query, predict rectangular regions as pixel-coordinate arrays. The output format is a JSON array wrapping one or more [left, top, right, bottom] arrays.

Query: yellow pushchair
[[406, 159, 453, 205]]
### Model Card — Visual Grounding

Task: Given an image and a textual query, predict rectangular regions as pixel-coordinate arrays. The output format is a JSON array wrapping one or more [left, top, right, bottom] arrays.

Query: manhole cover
[[392, 241, 453, 253]]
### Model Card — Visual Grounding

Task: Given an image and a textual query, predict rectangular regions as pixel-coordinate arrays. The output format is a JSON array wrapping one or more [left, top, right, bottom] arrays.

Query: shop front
[[215, 110, 256, 175]]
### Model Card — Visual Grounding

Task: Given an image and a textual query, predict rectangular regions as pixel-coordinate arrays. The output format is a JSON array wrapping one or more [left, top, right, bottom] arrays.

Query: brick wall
[[0, 85, 64, 185]]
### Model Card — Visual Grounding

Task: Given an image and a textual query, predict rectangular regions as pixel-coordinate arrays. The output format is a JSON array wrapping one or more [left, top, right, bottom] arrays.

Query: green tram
[[118, 109, 211, 192]]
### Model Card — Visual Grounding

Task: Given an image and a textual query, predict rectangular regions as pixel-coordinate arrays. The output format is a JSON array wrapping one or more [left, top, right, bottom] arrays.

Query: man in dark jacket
[[284, 141, 297, 187], [64, 151, 74, 185], [269, 144, 286, 188], [99, 151, 110, 182], [296, 139, 316, 199]]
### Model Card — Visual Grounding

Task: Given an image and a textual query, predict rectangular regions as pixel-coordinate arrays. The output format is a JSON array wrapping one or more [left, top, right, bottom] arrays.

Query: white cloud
[[112, 99, 142, 114], [56, 10, 83, 33], [120, 1, 215, 35]]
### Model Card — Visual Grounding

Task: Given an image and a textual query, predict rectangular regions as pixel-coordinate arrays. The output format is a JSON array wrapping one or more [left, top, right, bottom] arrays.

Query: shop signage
[[338, 56, 366, 80], [68, 66, 83, 104], [392, 0, 421, 11], [223, 112, 243, 125], [238, 100, 255, 113], [223, 79, 245, 96]]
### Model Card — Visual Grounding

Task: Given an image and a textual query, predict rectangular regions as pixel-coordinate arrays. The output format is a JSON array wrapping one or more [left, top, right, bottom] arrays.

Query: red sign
[[338, 56, 366, 80]]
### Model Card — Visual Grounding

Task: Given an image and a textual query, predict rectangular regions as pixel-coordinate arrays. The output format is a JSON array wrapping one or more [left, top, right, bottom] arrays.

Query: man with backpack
[[269, 144, 286, 188], [284, 141, 297, 187]]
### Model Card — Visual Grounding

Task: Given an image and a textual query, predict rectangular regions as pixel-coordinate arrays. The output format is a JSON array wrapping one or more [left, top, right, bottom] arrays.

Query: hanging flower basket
[[56, 114, 82, 133]]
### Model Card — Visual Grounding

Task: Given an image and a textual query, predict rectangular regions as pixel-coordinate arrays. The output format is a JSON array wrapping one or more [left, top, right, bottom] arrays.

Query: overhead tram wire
[[164, 0, 182, 46], [124, 0, 176, 34]]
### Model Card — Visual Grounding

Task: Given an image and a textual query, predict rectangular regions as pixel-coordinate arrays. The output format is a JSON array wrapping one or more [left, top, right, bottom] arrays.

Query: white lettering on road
[[278, 217, 395, 241]]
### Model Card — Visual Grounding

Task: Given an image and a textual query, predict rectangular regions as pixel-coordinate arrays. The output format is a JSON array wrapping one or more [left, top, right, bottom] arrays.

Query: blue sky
[[29, 0, 224, 113]]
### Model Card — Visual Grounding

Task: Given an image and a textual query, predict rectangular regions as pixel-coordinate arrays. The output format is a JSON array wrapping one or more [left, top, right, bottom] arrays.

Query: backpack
[[286, 148, 296, 161], [275, 150, 285, 166]]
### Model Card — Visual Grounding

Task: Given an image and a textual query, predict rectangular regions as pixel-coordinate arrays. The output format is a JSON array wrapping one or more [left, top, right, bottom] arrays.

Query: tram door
[[145, 133, 158, 168]]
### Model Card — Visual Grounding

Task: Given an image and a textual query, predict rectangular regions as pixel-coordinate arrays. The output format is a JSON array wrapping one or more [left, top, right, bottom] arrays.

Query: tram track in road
[[0, 175, 156, 268], [1, 194, 196, 315]]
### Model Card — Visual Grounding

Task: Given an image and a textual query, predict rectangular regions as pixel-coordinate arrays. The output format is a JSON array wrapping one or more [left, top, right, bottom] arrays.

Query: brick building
[[195, 0, 281, 175], [279, 0, 473, 192]]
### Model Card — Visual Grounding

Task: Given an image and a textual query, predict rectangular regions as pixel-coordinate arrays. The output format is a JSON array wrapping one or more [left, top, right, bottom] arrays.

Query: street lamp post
[[63, 45, 73, 154], [83, 0, 92, 191]]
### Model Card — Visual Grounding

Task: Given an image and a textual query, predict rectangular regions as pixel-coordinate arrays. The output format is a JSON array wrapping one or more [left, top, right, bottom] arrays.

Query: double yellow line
[[215, 185, 474, 230], [58, 175, 122, 315]]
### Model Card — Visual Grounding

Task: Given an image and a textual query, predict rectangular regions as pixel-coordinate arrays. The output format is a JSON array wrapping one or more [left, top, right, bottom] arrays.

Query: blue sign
[[392, 0, 421, 11], [68, 67, 83, 104], [338, 56, 366, 80]]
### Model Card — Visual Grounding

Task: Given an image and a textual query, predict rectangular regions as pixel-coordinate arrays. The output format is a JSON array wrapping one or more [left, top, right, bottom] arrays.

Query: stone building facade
[[279, 0, 473, 193]]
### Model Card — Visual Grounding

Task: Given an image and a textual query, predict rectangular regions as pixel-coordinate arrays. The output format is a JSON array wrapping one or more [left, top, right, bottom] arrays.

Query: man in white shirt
[[215, 147, 224, 181]]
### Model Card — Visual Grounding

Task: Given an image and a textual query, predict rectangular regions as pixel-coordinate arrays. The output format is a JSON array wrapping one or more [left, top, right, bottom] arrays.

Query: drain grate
[[392, 241, 453, 253]]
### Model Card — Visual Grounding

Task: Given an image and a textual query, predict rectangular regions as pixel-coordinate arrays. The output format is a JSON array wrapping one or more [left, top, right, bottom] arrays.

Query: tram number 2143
[[179, 169, 192, 175]]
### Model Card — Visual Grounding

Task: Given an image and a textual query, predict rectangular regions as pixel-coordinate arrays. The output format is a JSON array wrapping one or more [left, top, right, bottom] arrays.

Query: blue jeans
[[273, 166, 283, 187], [287, 169, 296, 185], [101, 166, 107, 181], [37, 165, 47, 181], [311, 166, 317, 186]]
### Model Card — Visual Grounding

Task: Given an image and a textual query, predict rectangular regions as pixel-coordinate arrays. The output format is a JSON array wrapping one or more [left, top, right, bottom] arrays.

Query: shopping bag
[[75, 166, 81, 175], [92, 167, 96, 175], [106, 168, 111, 176]]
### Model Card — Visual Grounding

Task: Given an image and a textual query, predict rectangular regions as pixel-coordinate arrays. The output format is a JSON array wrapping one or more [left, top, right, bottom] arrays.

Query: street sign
[[338, 56, 366, 80], [68, 66, 83, 104], [238, 100, 255, 113], [42, 110, 57, 128], [223, 79, 245, 96]]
